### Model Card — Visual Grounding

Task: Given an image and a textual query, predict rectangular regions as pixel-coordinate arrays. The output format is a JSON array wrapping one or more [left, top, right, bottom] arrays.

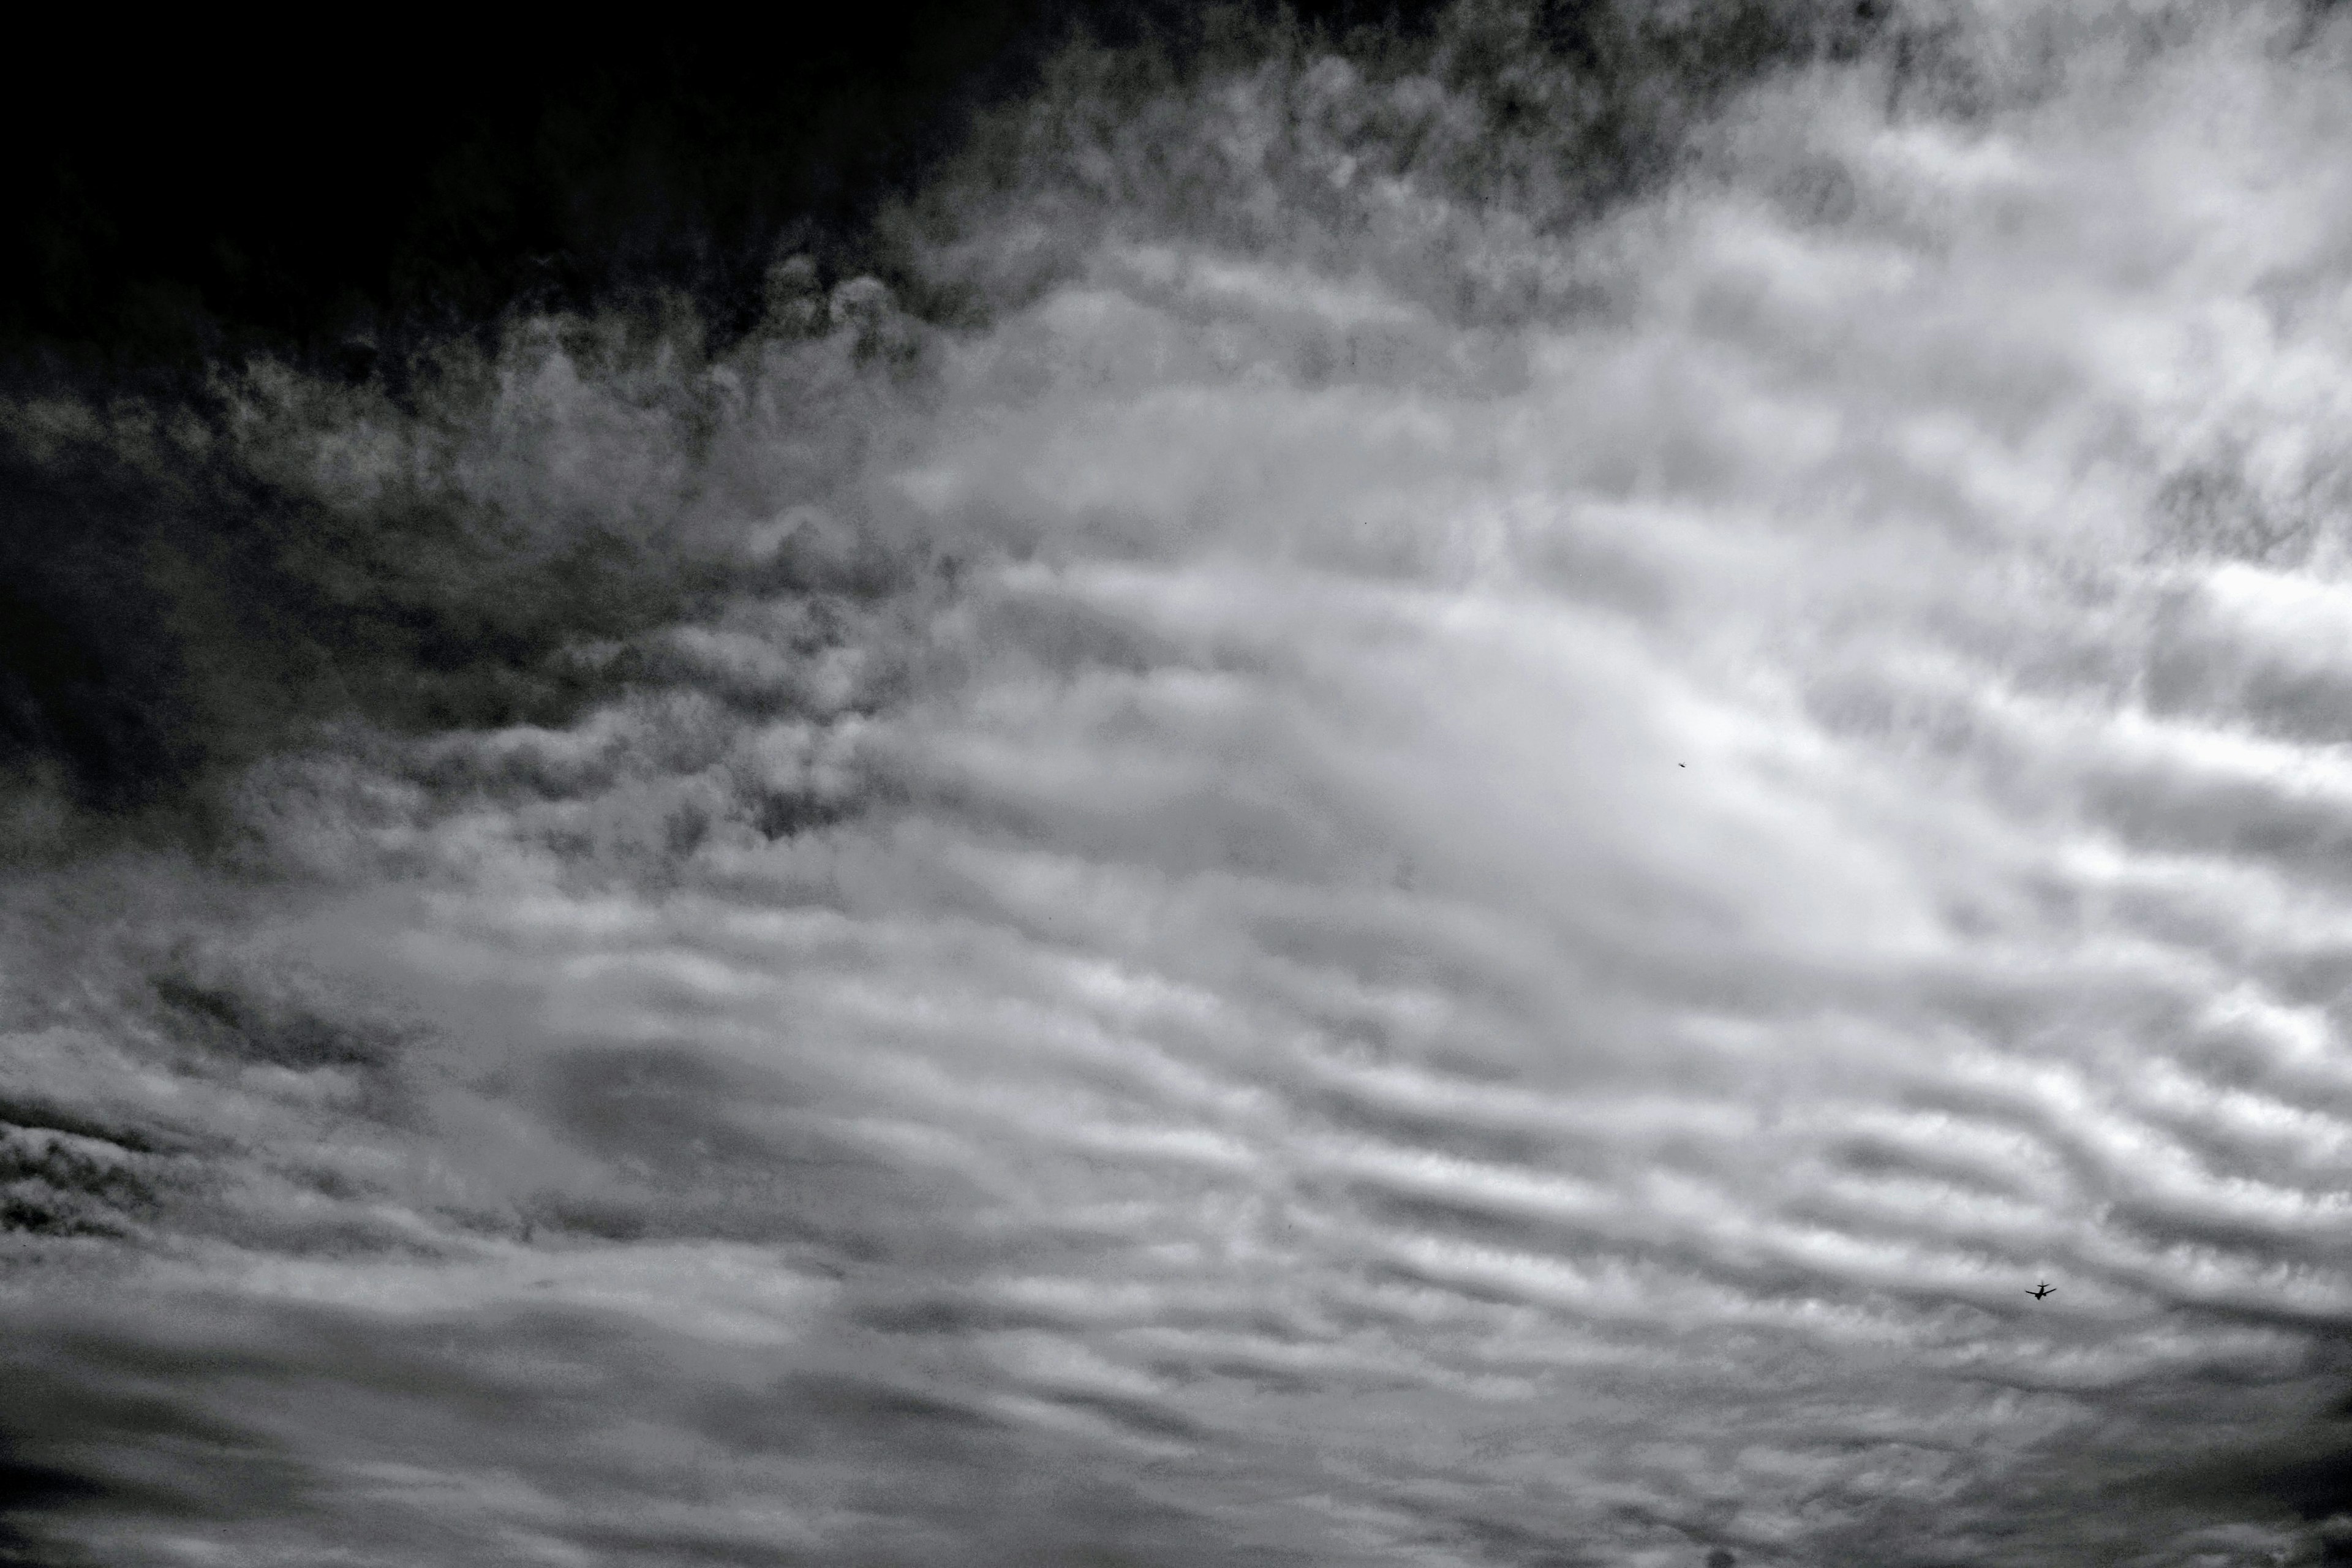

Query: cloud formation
[[10, 2, 2352, 1564]]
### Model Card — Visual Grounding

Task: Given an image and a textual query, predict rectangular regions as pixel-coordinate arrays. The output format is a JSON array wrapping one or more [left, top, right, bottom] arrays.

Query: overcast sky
[[9, 3, 2352, 1565]]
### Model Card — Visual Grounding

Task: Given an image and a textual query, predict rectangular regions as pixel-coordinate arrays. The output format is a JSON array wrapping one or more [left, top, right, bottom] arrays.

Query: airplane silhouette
[[2027, 1282, 2055, 1300]]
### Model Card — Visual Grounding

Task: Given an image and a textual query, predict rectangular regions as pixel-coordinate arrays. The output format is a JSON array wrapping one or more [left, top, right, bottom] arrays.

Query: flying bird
[[2027, 1281, 2055, 1300]]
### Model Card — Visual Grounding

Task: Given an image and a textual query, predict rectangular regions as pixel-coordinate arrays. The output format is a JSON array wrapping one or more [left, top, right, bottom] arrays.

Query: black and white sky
[[9, 4, 2352, 1564]]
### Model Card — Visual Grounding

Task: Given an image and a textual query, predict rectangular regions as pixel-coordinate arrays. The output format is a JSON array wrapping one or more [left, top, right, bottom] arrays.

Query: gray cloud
[[12, 2, 2352, 1564]]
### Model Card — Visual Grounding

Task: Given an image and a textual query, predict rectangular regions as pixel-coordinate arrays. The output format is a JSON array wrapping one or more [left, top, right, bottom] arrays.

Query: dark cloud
[[0, 1442, 110, 1568], [0, 410, 700, 829]]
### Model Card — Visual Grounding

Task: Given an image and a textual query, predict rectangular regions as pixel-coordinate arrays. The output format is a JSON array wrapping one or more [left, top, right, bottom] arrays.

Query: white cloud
[[15, 2, 2352, 1564]]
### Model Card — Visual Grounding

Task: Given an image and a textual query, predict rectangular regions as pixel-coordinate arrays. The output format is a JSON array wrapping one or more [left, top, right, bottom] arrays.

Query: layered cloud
[[9, 2, 2352, 1565]]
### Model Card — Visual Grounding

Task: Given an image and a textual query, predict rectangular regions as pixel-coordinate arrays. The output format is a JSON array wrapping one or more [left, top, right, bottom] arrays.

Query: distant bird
[[2027, 1281, 2055, 1300]]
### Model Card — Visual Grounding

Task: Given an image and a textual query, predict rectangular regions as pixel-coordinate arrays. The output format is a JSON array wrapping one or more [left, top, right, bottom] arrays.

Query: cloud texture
[[10, 3, 2352, 1564]]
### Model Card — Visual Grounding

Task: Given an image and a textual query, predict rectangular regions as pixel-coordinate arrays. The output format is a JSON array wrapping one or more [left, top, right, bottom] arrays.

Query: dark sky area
[[1, 6, 1441, 377]]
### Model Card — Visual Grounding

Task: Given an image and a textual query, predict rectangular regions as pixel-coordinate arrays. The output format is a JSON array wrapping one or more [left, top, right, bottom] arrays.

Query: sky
[[8, 2, 2352, 1564]]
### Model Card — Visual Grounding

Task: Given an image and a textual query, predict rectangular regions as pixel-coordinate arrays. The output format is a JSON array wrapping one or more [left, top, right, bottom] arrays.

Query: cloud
[[12, 1, 2352, 1564]]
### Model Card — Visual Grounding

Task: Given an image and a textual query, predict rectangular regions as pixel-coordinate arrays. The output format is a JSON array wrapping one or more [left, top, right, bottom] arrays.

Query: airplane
[[2027, 1282, 2055, 1300]]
